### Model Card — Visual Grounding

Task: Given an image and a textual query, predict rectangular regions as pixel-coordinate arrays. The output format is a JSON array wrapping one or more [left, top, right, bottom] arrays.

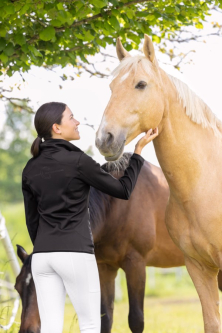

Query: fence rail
[[0, 210, 21, 330]]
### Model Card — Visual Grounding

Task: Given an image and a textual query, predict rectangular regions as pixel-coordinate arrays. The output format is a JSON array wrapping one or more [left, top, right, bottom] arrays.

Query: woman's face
[[51, 106, 80, 141]]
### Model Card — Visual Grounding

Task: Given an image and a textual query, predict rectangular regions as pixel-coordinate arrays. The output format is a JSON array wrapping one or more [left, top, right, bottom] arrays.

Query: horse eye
[[135, 81, 147, 90]]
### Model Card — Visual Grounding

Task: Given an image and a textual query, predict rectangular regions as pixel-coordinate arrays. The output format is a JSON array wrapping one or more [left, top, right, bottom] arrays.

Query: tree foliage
[[0, 0, 221, 77], [0, 102, 34, 202]]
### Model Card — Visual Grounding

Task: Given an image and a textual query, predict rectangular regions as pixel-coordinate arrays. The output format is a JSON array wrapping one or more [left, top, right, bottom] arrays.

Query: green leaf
[[57, 10, 68, 24], [103, 36, 113, 45], [21, 44, 29, 53], [165, 6, 175, 14], [111, 9, 119, 16], [21, 53, 29, 62], [7, 68, 13, 76], [96, 37, 106, 48], [57, 3, 64, 10], [39, 26, 55, 41], [14, 33, 26, 46], [19, 4, 30, 16], [137, 11, 149, 18], [104, 21, 115, 33], [175, 6, 180, 13], [109, 16, 120, 30], [0, 52, 8, 63], [0, 27, 7, 38], [91, 0, 107, 8], [4, 4, 15, 15], [83, 30, 95, 41], [67, 52, 76, 62], [13, 2, 23, 12], [37, 2, 44, 9], [147, 14, 156, 22], [125, 9, 134, 19], [4, 43, 14, 56], [0, 38, 6, 51], [47, 8, 58, 19], [75, 33, 84, 40], [50, 19, 63, 27], [28, 45, 43, 57], [195, 22, 204, 29], [66, 12, 74, 25], [91, 23, 100, 33], [109, 0, 118, 5], [152, 35, 161, 43], [127, 32, 140, 44]]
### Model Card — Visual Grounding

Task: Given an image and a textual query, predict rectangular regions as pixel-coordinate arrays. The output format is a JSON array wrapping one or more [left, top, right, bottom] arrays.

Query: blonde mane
[[167, 74, 222, 137], [111, 55, 222, 137]]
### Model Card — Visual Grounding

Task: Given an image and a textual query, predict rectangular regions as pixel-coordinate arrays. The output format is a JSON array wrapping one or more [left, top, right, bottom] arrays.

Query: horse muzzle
[[95, 132, 126, 161]]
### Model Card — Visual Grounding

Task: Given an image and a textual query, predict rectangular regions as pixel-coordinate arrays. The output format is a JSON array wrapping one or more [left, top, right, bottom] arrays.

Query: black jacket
[[22, 138, 145, 254]]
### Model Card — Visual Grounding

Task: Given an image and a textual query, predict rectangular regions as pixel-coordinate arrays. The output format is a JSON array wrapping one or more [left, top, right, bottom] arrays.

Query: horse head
[[14, 245, 40, 333], [95, 34, 165, 161]]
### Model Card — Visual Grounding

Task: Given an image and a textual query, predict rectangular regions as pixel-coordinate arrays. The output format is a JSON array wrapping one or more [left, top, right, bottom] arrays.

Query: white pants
[[31, 252, 101, 333]]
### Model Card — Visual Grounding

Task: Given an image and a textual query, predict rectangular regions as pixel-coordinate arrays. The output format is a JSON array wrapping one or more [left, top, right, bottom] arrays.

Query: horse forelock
[[167, 74, 222, 137], [111, 55, 160, 84], [89, 152, 133, 230]]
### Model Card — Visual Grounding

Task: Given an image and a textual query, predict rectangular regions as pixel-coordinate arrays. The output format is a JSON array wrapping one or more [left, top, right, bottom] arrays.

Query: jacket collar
[[39, 138, 82, 153]]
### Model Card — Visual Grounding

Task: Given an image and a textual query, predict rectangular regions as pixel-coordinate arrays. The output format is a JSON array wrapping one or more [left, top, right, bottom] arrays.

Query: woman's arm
[[78, 127, 159, 199], [78, 152, 144, 200], [22, 172, 40, 245]]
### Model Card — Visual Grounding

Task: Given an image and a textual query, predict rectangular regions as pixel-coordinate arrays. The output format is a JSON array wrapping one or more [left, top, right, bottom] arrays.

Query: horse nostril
[[106, 132, 114, 146]]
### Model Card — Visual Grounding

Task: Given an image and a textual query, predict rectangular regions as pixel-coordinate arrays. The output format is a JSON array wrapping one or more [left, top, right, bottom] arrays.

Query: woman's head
[[31, 102, 80, 158]]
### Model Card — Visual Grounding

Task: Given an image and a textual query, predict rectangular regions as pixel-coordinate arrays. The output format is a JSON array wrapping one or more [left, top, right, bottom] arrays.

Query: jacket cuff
[[131, 153, 145, 164]]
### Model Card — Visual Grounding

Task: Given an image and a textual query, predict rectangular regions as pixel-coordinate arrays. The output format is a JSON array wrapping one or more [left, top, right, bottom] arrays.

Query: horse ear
[[116, 37, 131, 61], [16, 244, 29, 263], [143, 34, 155, 62]]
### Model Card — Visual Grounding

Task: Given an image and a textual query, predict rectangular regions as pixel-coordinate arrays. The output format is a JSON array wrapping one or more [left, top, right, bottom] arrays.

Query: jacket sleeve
[[78, 152, 145, 200], [22, 171, 40, 246]]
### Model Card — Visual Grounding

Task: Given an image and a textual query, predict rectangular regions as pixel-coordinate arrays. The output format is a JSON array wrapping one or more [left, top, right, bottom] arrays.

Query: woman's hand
[[134, 127, 159, 155]]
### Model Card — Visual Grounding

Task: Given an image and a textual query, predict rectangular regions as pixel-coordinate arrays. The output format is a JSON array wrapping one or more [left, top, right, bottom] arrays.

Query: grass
[[0, 202, 220, 332]]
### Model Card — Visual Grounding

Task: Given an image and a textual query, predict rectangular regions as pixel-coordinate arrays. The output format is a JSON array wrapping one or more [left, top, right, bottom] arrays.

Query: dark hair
[[31, 102, 66, 158]]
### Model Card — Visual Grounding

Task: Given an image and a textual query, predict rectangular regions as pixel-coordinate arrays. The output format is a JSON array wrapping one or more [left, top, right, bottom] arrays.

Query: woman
[[22, 101, 158, 333]]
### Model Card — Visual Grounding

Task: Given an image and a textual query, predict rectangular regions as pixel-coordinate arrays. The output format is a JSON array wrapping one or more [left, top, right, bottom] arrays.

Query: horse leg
[[185, 256, 221, 333], [122, 257, 146, 333], [97, 263, 118, 333]]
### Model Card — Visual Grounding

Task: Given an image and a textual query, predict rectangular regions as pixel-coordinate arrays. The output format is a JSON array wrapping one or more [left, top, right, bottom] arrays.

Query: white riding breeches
[[31, 252, 101, 333]]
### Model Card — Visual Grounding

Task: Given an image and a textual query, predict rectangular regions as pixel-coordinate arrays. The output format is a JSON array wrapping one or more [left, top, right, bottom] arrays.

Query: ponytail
[[30, 136, 43, 158]]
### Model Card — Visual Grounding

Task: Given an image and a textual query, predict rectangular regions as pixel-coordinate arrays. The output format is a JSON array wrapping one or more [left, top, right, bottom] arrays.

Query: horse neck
[[153, 70, 221, 198]]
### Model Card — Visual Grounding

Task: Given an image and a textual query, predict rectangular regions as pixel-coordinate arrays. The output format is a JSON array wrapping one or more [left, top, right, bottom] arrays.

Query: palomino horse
[[95, 34, 222, 333], [15, 153, 186, 333]]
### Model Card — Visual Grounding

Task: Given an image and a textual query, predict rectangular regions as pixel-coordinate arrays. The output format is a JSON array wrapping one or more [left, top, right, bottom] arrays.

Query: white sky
[[0, 9, 222, 167]]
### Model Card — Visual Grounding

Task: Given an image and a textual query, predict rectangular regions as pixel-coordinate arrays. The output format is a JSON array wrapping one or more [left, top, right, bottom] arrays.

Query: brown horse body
[[16, 153, 185, 333], [91, 153, 184, 332]]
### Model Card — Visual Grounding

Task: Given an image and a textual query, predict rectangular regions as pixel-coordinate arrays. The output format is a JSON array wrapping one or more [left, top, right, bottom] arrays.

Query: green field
[[0, 202, 220, 332]]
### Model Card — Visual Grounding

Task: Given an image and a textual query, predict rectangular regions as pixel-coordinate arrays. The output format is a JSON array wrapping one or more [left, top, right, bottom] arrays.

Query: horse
[[95, 34, 222, 333], [15, 152, 186, 333]]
